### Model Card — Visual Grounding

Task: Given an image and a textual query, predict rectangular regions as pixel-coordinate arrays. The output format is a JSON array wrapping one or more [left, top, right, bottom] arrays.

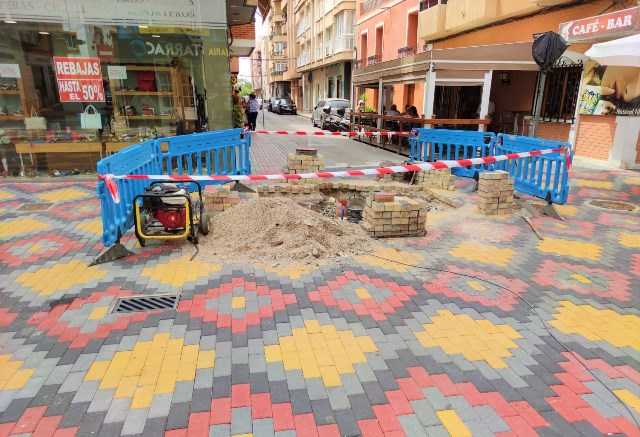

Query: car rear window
[[329, 101, 350, 108], [282, 99, 294, 104]]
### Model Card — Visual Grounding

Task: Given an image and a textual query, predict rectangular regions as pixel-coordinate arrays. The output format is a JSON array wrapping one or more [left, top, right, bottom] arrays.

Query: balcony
[[325, 41, 334, 56], [361, 0, 390, 15], [334, 35, 354, 53], [397, 46, 417, 58], [270, 31, 287, 43], [367, 54, 381, 65], [418, 2, 447, 40], [296, 19, 310, 37], [272, 11, 285, 23], [354, 59, 366, 69]]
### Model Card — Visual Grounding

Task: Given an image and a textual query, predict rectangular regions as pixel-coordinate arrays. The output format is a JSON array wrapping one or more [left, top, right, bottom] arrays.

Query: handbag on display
[[137, 71, 156, 91], [80, 105, 103, 129], [24, 107, 47, 130]]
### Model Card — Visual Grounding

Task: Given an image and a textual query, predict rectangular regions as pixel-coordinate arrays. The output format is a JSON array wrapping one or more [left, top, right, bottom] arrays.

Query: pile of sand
[[198, 197, 377, 266]]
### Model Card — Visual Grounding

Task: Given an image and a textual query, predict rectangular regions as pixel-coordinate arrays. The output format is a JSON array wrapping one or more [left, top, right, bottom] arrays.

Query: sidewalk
[[0, 136, 638, 436]]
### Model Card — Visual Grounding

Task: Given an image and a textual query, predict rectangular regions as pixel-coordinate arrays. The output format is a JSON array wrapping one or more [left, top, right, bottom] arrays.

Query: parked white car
[[311, 98, 351, 129]]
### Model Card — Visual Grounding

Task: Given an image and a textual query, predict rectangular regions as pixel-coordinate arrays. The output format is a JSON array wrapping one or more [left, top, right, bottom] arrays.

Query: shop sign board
[[107, 66, 127, 80], [579, 61, 640, 116], [0, 64, 21, 78], [0, 0, 226, 30], [559, 7, 639, 43], [53, 57, 105, 102]]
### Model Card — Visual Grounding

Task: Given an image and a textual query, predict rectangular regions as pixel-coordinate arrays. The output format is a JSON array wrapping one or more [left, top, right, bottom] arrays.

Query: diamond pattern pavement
[[0, 153, 639, 436]]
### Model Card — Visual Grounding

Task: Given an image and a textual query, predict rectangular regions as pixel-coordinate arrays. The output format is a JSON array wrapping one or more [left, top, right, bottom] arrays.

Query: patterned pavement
[[0, 140, 639, 436]]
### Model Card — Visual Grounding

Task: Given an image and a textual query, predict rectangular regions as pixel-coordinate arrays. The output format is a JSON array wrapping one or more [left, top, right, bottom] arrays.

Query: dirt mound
[[198, 197, 378, 266]]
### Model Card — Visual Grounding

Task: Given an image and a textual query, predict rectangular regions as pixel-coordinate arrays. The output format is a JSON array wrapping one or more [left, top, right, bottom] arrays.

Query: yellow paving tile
[[417, 310, 521, 368], [355, 247, 425, 273], [623, 177, 640, 186], [176, 361, 197, 382], [141, 256, 221, 286], [354, 288, 371, 299], [3, 369, 35, 391], [319, 366, 341, 387], [131, 385, 155, 409], [181, 345, 199, 362], [575, 180, 614, 189], [436, 410, 472, 437], [0, 217, 48, 239], [151, 333, 171, 349], [85, 361, 110, 381], [569, 274, 592, 284], [76, 219, 103, 235], [99, 367, 125, 390], [619, 232, 640, 248], [614, 389, 640, 414], [264, 322, 377, 387], [115, 376, 140, 398], [138, 365, 161, 386], [37, 188, 88, 203], [196, 350, 216, 369], [550, 301, 640, 351], [450, 242, 515, 267], [154, 375, 176, 394], [123, 357, 147, 377], [15, 260, 106, 296], [467, 281, 486, 291], [87, 306, 109, 320], [537, 238, 602, 260], [232, 296, 246, 308]]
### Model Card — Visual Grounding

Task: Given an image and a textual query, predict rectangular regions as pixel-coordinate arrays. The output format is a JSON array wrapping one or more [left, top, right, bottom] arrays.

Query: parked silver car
[[311, 98, 350, 129]]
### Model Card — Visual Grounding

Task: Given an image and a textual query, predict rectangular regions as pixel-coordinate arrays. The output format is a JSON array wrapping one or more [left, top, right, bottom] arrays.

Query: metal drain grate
[[16, 202, 54, 212], [112, 295, 180, 313]]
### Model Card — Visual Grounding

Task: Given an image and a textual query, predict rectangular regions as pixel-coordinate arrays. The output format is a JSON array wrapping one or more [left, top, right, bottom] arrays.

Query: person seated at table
[[402, 104, 411, 115], [386, 104, 401, 116], [404, 106, 419, 118]]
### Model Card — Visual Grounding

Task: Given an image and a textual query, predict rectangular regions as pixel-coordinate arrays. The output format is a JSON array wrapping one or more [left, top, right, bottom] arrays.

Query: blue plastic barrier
[[159, 128, 250, 185], [495, 134, 572, 205], [97, 129, 251, 247], [409, 129, 496, 178], [97, 139, 162, 247]]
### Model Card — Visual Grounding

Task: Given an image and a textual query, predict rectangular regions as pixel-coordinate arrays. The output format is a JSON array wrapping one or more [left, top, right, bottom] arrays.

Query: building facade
[[0, 0, 267, 175], [415, 0, 639, 167]]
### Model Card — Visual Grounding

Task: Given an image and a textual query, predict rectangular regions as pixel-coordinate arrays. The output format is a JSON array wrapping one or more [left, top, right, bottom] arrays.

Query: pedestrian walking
[[247, 93, 259, 131]]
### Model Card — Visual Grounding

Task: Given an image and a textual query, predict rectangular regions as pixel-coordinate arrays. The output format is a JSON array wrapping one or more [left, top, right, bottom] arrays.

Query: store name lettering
[[207, 47, 228, 56], [137, 41, 202, 57], [571, 14, 633, 36]]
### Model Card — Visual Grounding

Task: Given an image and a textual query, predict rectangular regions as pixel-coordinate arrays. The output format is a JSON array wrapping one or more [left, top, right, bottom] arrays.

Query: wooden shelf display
[[0, 66, 37, 121], [108, 65, 196, 136]]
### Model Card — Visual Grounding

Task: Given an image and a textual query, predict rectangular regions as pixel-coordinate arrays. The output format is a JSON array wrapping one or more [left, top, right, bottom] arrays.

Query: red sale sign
[[53, 57, 105, 102]]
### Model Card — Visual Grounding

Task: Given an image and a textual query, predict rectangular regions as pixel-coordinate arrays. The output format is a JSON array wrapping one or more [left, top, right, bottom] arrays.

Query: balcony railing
[[367, 54, 381, 65], [271, 71, 284, 77], [361, 0, 390, 14], [296, 53, 311, 67], [325, 41, 334, 56], [397, 45, 417, 58], [419, 0, 447, 11], [316, 47, 323, 60], [334, 35, 354, 53], [296, 18, 309, 37], [354, 59, 366, 69]]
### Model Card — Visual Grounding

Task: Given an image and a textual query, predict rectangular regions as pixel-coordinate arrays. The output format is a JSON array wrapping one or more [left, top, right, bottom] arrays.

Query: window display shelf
[[123, 115, 173, 120], [0, 90, 20, 95], [0, 115, 25, 120], [114, 91, 174, 96]]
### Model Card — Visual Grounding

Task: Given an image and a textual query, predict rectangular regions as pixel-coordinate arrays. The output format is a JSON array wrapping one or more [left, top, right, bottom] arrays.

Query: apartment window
[[539, 63, 582, 123], [274, 42, 285, 55], [375, 27, 383, 58], [335, 10, 355, 52], [420, 0, 447, 11], [275, 62, 288, 72]]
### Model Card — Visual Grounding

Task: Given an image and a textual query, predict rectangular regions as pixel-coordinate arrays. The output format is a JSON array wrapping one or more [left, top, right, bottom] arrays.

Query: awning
[[585, 33, 640, 67], [431, 41, 539, 71]]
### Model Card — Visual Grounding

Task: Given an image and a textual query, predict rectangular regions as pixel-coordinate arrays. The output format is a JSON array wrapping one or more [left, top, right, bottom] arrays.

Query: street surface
[[0, 116, 639, 436]]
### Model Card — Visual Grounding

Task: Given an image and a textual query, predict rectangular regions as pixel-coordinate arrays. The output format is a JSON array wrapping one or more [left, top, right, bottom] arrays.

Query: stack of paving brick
[[477, 170, 515, 215], [203, 183, 258, 213], [286, 148, 325, 174], [256, 182, 321, 195], [414, 168, 456, 191], [361, 193, 427, 237]]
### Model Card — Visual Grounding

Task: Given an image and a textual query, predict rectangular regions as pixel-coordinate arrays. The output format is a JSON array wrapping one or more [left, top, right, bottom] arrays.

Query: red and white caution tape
[[252, 130, 410, 137], [99, 147, 566, 204]]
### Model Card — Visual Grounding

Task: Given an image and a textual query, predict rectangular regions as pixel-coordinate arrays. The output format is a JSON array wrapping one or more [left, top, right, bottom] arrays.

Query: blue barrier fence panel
[[97, 129, 252, 247], [495, 134, 572, 205], [409, 129, 496, 177], [97, 139, 162, 247], [158, 129, 250, 186]]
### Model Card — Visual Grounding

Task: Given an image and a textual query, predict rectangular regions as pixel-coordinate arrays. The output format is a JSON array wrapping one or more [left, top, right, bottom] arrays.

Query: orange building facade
[[354, 0, 640, 168]]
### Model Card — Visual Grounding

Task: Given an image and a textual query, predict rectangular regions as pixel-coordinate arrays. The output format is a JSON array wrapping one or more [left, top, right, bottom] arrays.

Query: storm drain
[[586, 199, 638, 212], [112, 295, 180, 314], [15, 202, 54, 212]]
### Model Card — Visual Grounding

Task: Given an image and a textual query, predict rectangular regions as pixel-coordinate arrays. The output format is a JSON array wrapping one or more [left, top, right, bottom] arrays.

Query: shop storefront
[[561, 6, 640, 168], [0, 0, 232, 176]]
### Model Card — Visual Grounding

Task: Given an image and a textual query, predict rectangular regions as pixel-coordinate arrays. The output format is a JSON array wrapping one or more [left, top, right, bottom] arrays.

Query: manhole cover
[[112, 294, 180, 314], [15, 202, 54, 212], [586, 199, 638, 212]]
